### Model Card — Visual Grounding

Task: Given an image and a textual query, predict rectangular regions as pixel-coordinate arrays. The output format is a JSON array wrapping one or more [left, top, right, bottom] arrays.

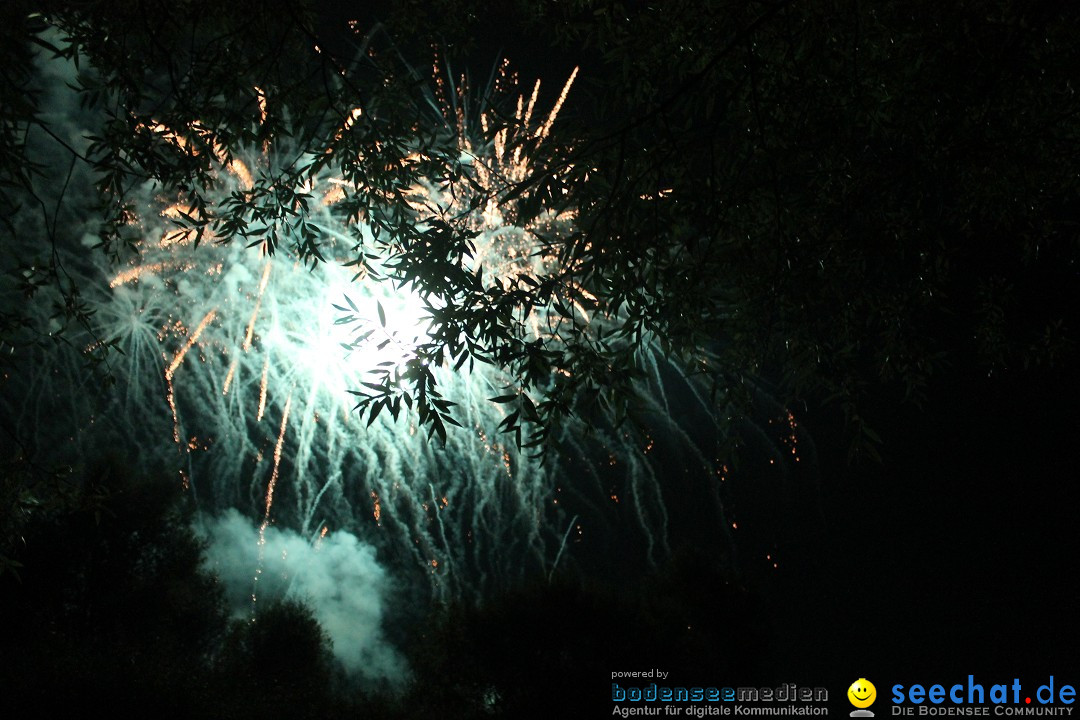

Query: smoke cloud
[[199, 510, 409, 684]]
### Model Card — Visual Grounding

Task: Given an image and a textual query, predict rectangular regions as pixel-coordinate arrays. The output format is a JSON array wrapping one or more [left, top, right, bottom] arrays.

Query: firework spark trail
[[256, 357, 269, 422], [549, 513, 580, 581], [264, 392, 294, 536], [110, 262, 173, 287], [166, 309, 217, 444], [243, 261, 272, 352], [252, 391, 292, 614], [537, 67, 578, 141]]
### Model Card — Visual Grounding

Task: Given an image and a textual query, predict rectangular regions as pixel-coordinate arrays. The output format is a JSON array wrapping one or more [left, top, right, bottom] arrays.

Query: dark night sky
[[2, 3, 1078, 716], [767, 364, 1080, 685]]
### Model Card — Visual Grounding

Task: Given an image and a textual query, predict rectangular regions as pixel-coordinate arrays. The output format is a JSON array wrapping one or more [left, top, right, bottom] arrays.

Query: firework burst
[[3, 51, 796, 624], [77, 63, 681, 603]]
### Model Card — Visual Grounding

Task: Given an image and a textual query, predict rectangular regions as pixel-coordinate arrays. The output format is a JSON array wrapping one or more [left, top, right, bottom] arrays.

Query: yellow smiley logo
[[848, 678, 877, 708]]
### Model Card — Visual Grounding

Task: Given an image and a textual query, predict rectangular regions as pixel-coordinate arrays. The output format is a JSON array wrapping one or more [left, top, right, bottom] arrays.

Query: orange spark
[[165, 309, 217, 443], [243, 262, 273, 351], [256, 356, 269, 421]]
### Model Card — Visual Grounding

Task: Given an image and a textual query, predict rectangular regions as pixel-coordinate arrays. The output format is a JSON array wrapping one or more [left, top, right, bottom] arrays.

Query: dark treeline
[[0, 458, 766, 718]]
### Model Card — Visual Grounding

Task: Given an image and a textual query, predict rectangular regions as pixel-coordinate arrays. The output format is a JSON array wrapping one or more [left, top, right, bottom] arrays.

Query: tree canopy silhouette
[[2, 0, 1076, 470]]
